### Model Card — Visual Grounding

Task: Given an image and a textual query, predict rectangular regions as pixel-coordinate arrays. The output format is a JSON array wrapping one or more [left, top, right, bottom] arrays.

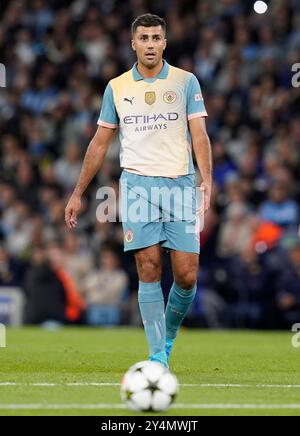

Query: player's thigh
[[122, 219, 165, 252], [170, 250, 199, 290], [134, 244, 162, 282], [161, 219, 200, 254], [160, 173, 200, 254], [120, 170, 165, 251]]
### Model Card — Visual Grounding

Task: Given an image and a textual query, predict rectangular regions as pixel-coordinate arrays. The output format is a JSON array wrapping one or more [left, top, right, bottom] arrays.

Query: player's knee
[[137, 259, 161, 282], [175, 270, 197, 291]]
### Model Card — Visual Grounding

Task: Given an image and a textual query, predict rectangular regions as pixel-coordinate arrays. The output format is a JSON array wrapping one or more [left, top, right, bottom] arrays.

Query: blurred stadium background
[[0, 0, 300, 331]]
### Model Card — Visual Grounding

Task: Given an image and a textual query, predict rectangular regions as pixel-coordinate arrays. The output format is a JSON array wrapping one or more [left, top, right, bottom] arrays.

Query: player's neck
[[136, 60, 164, 79]]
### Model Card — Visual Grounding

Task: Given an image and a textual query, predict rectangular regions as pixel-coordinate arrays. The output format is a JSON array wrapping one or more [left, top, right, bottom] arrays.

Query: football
[[121, 361, 179, 412]]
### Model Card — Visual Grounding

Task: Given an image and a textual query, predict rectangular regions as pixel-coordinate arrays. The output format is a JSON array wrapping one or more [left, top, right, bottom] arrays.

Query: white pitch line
[[0, 383, 120, 387], [0, 403, 300, 410], [182, 384, 300, 389], [174, 404, 300, 410], [1, 382, 300, 389], [0, 404, 126, 410]]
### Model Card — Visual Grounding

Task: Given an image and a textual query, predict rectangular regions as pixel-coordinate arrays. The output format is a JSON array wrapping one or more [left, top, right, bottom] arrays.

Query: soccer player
[[65, 14, 212, 368]]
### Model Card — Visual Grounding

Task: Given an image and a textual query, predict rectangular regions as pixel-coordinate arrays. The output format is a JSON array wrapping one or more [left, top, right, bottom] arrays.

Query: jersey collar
[[132, 60, 169, 81]]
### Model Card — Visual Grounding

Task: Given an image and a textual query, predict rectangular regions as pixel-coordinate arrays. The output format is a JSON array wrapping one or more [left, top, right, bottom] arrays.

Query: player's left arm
[[189, 116, 212, 212], [186, 73, 212, 212]]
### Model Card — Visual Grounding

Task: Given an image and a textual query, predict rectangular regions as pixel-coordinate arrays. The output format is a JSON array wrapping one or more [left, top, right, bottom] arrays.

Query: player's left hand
[[200, 182, 212, 213]]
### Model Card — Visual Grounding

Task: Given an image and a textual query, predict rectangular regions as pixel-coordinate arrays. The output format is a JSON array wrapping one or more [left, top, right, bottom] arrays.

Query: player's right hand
[[65, 194, 82, 229]]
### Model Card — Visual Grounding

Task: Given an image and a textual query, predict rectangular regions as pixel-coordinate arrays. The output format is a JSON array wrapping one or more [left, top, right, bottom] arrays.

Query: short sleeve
[[97, 83, 119, 128], [186, 74, 208, 120]]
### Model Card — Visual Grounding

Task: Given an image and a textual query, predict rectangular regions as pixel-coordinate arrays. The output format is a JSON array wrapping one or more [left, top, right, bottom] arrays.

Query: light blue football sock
[[138, 281, 167, 364], [165, 282, 197, 343]]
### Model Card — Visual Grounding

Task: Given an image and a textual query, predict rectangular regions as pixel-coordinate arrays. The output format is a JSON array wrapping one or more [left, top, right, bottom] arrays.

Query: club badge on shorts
[[125, 229, 134, 243], [163, 91, 177, 104], [145, 92, 156, 105]]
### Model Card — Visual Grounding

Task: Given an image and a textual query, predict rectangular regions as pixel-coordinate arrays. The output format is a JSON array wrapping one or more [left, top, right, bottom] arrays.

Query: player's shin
[[165, 282, 197, 359], [138, 281, 167, 366]]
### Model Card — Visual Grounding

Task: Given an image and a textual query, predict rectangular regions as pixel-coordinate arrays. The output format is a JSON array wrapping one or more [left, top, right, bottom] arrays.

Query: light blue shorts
[[120, 170, 200, 254]]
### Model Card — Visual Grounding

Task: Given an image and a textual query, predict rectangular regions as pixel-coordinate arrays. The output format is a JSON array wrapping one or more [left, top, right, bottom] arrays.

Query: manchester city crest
[[145, 92, 156, 105], [163, 91, 177, 104]]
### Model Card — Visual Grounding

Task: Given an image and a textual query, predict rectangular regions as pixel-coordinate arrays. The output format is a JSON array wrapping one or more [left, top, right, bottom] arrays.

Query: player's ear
[[131, 40, 136, 51], [163, 39, 167, 50]]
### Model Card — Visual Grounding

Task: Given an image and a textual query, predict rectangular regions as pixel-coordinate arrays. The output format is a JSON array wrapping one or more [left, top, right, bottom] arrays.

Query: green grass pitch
[[0, 327, 299, 416]]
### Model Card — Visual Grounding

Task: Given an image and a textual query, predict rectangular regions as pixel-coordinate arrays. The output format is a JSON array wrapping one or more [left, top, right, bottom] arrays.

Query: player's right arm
[[65, 82, 118, 229], [65, 125, 116, 229]]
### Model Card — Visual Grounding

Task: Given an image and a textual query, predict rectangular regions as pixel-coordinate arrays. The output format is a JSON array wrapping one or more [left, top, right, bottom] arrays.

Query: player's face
[[132, 26, 167, 69]]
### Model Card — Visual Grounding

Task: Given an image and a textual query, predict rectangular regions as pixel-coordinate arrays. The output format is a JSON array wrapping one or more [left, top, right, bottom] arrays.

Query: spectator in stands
[[24, 246, 66, 324], [83, 247, 129, 325], [54, 142, 83, 192], [212, 140, 237, 190], [63, 232, 93, 290], [0, 245, 25, 287], [217, 202, 253, 258], [276, 236, 300, 328], [259, 181, 299, 230], [227, 246, 270, 328], [47, 243, 86, 324]]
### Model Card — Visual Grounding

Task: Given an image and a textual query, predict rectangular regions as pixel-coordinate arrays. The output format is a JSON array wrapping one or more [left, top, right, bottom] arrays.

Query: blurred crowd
[[0, 0, 300, 329]]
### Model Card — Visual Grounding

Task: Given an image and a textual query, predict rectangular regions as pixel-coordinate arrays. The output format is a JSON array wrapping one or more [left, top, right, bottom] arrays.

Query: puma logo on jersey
[[124, 97, 135, 105]]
